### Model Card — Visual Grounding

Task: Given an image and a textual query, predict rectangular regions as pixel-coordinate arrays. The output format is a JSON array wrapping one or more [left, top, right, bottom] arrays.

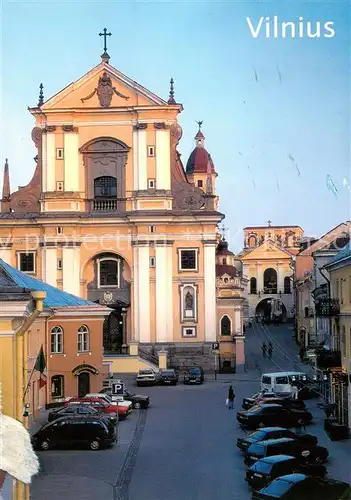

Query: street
[[31, 324, 351, 500]]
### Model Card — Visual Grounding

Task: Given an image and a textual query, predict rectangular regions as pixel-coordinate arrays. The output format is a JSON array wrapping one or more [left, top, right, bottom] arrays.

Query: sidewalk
[[29, 408, 51, 435]]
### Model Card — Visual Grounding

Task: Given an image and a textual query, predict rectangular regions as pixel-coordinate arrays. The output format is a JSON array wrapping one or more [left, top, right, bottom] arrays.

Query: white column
[[234, 308, 242, 335], [46, 133, 56, 191], [42, 132, 47, 191], [277, 265, 284, 293], [155, 129, 171, 190], [64, 133, 79, 191], [42, 247, 57, 287], [132, 245, 139, 341], [133, 129, 139, 191], [204, 243, 217, 342], [137, 130, 147, 190], [62, 246, 80, 296], [155, 244, 173, 342], [257, 264, 263, 293], [136, 245, 151, 343], [0, 248, 11, 265]]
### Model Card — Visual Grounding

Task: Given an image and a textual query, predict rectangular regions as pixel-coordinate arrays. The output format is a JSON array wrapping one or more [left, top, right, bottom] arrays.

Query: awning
[[72, 364, 99, 376]]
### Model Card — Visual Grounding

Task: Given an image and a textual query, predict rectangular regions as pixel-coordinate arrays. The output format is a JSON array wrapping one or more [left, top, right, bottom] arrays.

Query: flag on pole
[[34, 345, 47, 388]]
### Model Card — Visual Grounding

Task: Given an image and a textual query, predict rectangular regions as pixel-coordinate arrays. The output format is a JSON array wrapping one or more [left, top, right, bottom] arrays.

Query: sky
[[1, 0, 350, 251]]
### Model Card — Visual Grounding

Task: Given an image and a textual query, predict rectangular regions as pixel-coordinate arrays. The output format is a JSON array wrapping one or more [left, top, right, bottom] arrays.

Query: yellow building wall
[[330, 265, 351, 371]]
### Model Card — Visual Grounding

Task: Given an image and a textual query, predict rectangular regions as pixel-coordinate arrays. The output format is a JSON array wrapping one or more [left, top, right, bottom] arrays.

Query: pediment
[[40, 62, 168, 111], [241, 240, 292, 261]]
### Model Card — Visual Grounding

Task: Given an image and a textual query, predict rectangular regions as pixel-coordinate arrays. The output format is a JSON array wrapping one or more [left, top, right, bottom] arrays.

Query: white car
[[136, 369, 159, 386]]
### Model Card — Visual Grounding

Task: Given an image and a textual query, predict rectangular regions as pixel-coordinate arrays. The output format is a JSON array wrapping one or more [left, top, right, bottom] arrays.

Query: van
[[261, 372, 308, 395]]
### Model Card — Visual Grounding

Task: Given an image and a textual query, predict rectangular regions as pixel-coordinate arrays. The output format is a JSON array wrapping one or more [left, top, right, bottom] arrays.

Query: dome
[[216, 239, 234, 256], [185, 125, 216, 175]]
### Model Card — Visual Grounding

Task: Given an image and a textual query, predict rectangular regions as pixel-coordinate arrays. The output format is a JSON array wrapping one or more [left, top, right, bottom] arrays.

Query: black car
[[237, 404, 313, 430], [100, 388, 150, 409], [256, 397, 306, 411], [159, 369, 178, 385], [32, 415, 117, 451], [237, 427, 318, 452], [244, 438, 329, 467], [252, 474, 351, 500], [183, 367, 204, 384], [48, 404, 118, 425], [246, 455, 327, 490]]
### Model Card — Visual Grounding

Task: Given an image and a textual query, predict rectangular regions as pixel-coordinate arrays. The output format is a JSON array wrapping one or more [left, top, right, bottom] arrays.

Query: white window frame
[[147, 145, 155, 157], [56, 148, 64, 160], [147, 178, 156, 189], [51, 326, 63, 354], [17, 251, 36, 274], [149, 225, 156, 233], [179, 283, 197, 322], [78, 325, 90, 353], [182, 326, 197, 338], [97, 257, 121, 289], [57, 258, 63, 270], [56, 181, 64, 191], [149, 256, 156, 268], [56, 227, 64, 235], [178, 248, 199, 272]]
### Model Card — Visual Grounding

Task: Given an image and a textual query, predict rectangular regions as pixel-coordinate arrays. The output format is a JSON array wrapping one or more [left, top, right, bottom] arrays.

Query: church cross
[[196, 120, 203, 131], [267, 220, 272, 227], [99, 28, 112, 56], [221, 224, 227, 240]]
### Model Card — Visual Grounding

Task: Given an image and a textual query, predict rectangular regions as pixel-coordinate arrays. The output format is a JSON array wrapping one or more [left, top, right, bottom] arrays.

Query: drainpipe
[[14, 290, 46, 500]]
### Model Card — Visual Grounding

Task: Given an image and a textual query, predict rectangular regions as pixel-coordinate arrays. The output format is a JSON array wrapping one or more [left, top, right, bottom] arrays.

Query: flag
[[34, 345, 47, 388]]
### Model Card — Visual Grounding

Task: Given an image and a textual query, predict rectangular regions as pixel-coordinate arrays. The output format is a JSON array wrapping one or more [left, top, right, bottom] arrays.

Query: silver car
[[136, 369, 159, 386]]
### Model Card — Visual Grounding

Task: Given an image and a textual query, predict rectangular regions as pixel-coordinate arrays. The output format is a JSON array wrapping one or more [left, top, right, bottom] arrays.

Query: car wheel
[[40, 440, 50, 451], [90, 440, 100, 451], [134, 402, 141, 409]]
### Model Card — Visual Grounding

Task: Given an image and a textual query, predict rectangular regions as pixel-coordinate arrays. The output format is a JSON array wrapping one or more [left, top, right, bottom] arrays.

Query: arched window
[[51, 375, 64, 399], [250, 277, 257, 294], [263, 268, 277, 294], [51, 326, 63, 353], [221, 315, 231, 336], [94, 176, 117, 199], [223, 258, 227, 265], [284, 276, 291, 294], [78, 325, 90, 352], [98, 258, 120, 287], [248, 235, 257, 247]]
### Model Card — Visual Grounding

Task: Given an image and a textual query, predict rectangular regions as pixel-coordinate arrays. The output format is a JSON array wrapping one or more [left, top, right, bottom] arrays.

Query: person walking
[[268, 341, 273, 359], [228, 385, 235, 410], [262, 342, 267, 358]]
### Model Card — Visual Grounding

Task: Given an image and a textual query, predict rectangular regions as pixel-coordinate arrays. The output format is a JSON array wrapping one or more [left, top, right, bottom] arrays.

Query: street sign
[[212, 342, 219, 351], [111, 382, 125, 395]]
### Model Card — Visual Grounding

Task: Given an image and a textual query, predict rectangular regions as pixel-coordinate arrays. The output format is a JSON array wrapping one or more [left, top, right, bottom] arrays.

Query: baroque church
[[0, 36, 247, 372]]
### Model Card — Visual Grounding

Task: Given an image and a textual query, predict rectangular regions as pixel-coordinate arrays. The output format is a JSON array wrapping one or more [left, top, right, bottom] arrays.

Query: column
[[41, 247, 57, 286], [257, 264, 263, 293], [204, 242, 217, 342], [155, 128, 171, 190], [64, 132, 79, 191], [137, 244, 151, 342], [132, 245, 139, 341], [235, 336, 246, 373], [132, 129, 139, 191], [234, 308, 242, 334], [155, 243, 173, 342], [45, 132, 56, 191], [0, 247, 11, 264], [62, 245, 80, 296], [277, 264, 284, 293], [41, 132, 47, 191]]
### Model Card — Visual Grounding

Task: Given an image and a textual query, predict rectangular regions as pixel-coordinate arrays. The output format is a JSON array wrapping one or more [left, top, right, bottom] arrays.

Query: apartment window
[[51, 326, 63, 353], [56, 181, 64, 191], [149, 226, 156, 234], [98, 258, 120, 287], [147, 145, 155, 157], [57, 259, 63, 270], [182, 326, 196, 338], [197, 180, 203, 188], [18, 252, 35, 273], [56, 148, 64, 160], [148, 178, 156, 189], [149, 256, 156, 268], [51, 375, 64, 399], [78, 325, 89, 352], [179, 249, 198, 271], [56, 227, 63, 235]]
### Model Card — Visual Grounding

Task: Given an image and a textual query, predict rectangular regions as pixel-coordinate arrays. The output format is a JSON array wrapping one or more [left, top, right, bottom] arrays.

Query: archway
[[263, 268, 277, 294], [256, 298, 287, 323], [103, 307, 125, 353]]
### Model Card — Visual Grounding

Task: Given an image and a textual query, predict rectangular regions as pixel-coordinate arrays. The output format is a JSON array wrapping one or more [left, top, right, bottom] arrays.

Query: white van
[[261, 371, 308, 395]]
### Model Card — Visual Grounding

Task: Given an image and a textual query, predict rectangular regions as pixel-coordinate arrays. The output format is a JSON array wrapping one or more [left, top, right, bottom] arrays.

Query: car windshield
[[162, 371, 175, 376], [189, 369, 200, 375], [261, 478, 294, 496], [248, 443, 265, 455], [252, 461, 272, 474], [139, 370, 153, 375], [262, 376, 271, 385], [249, 430, 267, 440]]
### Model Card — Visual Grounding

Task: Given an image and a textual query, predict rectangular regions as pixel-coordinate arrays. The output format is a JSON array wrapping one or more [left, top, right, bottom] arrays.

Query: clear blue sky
[[1, 0, 350, 251]]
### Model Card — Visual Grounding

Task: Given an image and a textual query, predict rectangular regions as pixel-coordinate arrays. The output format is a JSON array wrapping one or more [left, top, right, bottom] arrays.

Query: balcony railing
[[263, 287, 277, 294], [316, 349, 341, 369], [315, 298, 340, 317], [92, 199, 118, 212]]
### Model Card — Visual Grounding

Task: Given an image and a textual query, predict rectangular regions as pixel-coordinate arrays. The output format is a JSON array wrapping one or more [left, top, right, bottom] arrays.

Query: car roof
[[260, 404, 284, 408], [276, 474, 307, 484], [256, 427, 287, 432], [256, 438, 295, 445], [262, 455, 296, 464], [262, 372, 306, 377]]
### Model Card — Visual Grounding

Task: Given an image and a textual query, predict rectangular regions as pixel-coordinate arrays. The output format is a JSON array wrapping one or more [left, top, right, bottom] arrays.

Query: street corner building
[[0, 39, 247, 375], [0, 258, 111, 426]]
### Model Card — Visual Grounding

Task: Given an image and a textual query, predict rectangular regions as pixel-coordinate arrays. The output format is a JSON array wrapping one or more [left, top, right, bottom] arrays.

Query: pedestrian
[[268, 346, 273, 359], [299, 347, 305, 362], [262, 342, 267, 358], [228, 385, 235, 410], [291, 384, 299, 400]]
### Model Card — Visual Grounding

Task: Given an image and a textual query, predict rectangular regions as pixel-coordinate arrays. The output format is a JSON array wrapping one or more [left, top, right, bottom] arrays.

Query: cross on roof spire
[[267, 220, 272, 227], [99, 28, 112, 60], [196, 120, 203, 131], [220, 224, 227, 240]]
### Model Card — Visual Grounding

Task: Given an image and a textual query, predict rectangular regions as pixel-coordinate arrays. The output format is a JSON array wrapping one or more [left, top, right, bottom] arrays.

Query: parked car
[[64, 397, 129, 420], [242, 392, 277, 410], [237, 404, 313, 429], [183, 367, 204, 384], [159, 369, 179, 385], [243, 394, 305, 411], [244, 437, 329, 467], [237, 427, 318, 452], [86, 393, 133, 414], [32, 415, 117, 451], [100, 387, 150, 409], [252, 474, 351, 500], [246, 455, 327, 490], [48, 404, 118, 426], [136, 369, 159, 386]]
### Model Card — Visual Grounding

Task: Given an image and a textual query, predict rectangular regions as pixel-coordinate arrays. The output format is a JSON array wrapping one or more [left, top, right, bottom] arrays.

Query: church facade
[[0, 43, 246, 371]]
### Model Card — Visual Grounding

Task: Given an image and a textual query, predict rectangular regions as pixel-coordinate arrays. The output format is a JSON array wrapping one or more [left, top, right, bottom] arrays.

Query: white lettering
[[282, 21, 296, 38], [245, 17, 264, 38], [298, 16, 304, 38], [324, 21, 336, 38], [246, 15, 336, 39], [307, 21, 321, 38]]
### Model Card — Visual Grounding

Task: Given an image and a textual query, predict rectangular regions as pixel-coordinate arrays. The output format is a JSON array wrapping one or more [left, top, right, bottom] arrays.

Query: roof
[[186, 148, 216, 175], [216, 264, 238, 278], [256, 438, 295, 445], [261, 455, 296, 464], [324, 243, 351, 268], [0, 271, 33, 300], [0, 258, 96, 308], [244, 225, 303, 230], [274, 474, 306, 484]]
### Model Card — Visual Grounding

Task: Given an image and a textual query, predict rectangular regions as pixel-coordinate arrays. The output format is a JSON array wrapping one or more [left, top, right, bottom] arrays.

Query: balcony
[[91, 199, 118, 212], [315, 298, 340, 317], [316, 349, 341, 369], [263, 287, 277, 295]]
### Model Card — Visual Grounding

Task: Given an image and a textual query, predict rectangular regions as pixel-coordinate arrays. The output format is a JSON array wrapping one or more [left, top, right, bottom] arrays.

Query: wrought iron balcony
[[315, 298, 340, 317], [91, 199, 118, 212], [316, 349, 341, 369]]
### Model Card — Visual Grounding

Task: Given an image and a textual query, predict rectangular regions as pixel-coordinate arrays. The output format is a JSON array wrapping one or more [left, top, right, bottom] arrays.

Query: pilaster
[[155, 125, 171, 190], [62, 244, 81, 296], [41, 247, 57, 287], [204, 241, 217, 342], [63, 127, 79, 191], [155, 241, 173, 342], [132, 242, 151, 342]]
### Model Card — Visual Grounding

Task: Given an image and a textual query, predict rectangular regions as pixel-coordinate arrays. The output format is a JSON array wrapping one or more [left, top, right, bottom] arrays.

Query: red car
[[64, 397, 129, 420]]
